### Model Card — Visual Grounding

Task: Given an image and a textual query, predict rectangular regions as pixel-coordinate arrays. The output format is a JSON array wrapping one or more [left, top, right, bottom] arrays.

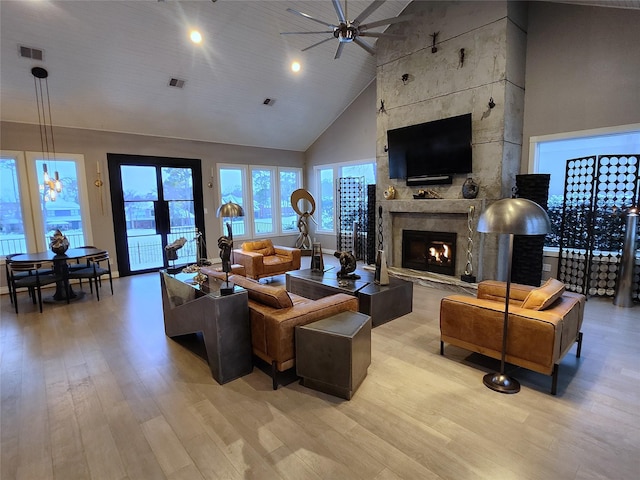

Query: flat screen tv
[[387, 113, 472, 181]]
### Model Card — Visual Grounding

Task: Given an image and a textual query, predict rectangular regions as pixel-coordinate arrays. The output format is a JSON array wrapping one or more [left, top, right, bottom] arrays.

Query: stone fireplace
[[402, 230, 457, 276], [379, 198, 499, 281]]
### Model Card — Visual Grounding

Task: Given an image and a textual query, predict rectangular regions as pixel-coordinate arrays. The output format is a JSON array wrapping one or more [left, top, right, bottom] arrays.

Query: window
[[529, 125, 640, 248], [279, 168, 302, 233], [0, 151, 93, 257], [217, 164, 301, 238], [314, 160, 376, 233], [252, 167, 276, 235]]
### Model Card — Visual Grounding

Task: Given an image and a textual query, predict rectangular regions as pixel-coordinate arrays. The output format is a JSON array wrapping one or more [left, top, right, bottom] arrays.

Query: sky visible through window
[[537, 131, 640, 196]]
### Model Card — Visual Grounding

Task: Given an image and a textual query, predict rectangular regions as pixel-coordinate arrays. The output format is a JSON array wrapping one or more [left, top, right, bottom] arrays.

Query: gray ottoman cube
[[295, 311, 371, 400]]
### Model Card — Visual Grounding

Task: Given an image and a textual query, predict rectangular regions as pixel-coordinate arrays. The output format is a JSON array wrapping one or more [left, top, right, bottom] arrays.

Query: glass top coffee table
[[286, 268, 413, 326]]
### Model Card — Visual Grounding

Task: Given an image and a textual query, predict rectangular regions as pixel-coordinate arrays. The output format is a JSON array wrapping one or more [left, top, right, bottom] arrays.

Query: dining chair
[[68, 251, 113, 301], [5, 253, 29, 306], [8, 261, 68, 314]]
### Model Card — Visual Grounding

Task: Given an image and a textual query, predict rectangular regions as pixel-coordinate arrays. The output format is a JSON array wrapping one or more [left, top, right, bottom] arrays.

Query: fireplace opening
[[402, 230, 457, 275]]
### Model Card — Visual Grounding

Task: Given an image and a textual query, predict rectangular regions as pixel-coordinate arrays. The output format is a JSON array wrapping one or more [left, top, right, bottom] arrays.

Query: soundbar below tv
[[387, 113, 472, 185]]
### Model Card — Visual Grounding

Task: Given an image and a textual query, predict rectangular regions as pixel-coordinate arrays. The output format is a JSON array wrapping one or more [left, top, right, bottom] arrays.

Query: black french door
[[108, 153, 205, 276]]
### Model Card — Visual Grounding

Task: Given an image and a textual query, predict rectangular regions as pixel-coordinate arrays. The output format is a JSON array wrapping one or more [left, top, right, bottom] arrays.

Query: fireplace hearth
[[402, 230, 457, 276]]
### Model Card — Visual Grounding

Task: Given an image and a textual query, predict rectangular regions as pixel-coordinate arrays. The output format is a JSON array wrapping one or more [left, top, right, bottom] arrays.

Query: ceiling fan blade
[[352, 0, 385, 26], [286, 8, 336, 29], [281, 31, 335, 35], [301, 37, 335, 52], [359, 31, 406, 39], [332, 0, 346, 24], [359, 13, 414, 31], [354, 37, 376, 55], [334, 42, 346, 59]]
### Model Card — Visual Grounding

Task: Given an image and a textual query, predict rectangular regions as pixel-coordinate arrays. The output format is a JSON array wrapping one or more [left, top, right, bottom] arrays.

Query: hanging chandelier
[[32, 66, 62, 202]]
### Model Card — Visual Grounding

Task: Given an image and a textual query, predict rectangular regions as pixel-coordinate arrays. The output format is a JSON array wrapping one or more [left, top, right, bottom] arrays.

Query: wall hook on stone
[[378, 99, 386, 114], [488, 97, 496, 109], [430, 31, 439, 53], [459, 48, 465, 67], [401, 73, 409, 85]]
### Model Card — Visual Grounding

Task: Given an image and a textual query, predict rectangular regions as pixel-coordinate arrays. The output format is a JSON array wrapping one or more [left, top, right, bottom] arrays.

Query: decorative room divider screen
[[558, 154, 640, 300], [337, 177, 366, 261]]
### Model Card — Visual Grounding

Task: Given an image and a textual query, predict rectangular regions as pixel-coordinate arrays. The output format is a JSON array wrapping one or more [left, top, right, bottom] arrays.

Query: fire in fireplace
[[402, 230, 457, 275]]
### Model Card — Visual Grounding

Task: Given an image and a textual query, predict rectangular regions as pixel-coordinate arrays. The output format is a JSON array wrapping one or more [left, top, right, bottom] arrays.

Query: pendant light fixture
[[32, 66, 62, 202]]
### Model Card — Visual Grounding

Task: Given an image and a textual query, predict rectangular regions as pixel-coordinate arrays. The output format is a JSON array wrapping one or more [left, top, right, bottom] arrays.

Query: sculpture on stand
[[165, 236, 187, 272], [334, 251, 360, 280], [461, 205, 476, 283], [291, 188, 317, 252], [218, 235, 234, 295]]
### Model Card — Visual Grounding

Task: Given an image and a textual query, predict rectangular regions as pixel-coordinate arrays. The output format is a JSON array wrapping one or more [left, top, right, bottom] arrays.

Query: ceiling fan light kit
[[281, 0, 413, 59]]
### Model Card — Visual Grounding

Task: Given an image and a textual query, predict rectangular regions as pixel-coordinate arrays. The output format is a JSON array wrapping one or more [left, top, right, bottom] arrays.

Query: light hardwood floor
[[1, 259, 639, 480]]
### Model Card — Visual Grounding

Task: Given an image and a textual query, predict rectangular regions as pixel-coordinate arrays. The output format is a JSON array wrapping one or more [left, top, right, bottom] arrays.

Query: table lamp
[[477, 197, 551, 393]]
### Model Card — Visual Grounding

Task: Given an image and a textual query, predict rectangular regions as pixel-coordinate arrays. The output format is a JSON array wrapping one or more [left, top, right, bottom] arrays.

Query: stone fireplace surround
[[379, 199, 499, 282]]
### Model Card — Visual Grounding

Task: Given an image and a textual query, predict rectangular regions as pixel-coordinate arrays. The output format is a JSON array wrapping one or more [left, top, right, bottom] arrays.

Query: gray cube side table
[[295, 311, 372, 400]]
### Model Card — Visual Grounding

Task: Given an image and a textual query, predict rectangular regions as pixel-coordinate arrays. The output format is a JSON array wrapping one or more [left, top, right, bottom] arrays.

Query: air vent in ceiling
[[168, 78, 185, 88], [19, 45, 44, 61]]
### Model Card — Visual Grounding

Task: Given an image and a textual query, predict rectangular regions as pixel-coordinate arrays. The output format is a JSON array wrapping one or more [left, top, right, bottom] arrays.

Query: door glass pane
[[162, 167, 197, 264], [0, 157, 27, 255], [121, 165, 162, 271], [319, 168, 334, 231], [252, 168, 274, 235], [219, 167, 247, 237], [280, 169, 301, 233], [35, 159, 87, 248]]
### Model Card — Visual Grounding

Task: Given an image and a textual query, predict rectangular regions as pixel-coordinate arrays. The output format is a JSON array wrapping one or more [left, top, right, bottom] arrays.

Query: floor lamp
[[477, 197, 551, 394], [216, 201, 245, 265]]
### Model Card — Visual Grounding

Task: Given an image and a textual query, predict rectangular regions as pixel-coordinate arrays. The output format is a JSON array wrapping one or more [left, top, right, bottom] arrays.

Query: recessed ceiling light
[[291, 61, 301, 73], [190, 30, 202, 44]]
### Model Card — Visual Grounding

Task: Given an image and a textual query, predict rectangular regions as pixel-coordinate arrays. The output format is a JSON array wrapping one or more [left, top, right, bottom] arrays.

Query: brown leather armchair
[[233, 239, 301, 280], [440, 279, 585, 394]]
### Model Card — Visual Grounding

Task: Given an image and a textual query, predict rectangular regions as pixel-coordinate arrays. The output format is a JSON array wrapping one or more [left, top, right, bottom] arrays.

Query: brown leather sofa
[[201, 268, 358, 389], [233, 239, 301, 280], [440, 279, 585, 394]]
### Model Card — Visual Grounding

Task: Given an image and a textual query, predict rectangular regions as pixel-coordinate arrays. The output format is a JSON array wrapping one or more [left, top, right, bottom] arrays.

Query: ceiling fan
[[280, 0, 413, 59]]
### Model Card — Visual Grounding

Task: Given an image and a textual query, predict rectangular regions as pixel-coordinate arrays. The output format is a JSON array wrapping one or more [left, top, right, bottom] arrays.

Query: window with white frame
[[217, 164, 301, 238], [529, 125, 640, 248], [314, 160, 376, 233], [0, 150, 93, 257]]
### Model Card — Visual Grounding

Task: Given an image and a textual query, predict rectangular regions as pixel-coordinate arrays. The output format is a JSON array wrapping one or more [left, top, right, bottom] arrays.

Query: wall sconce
[[430, 31, 439, 53], [401, 73, 409, 85], [94, 161, 105, 214]]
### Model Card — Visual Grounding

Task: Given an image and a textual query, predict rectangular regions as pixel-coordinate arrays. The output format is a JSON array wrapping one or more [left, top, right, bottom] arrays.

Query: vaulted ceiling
[[1, 1, 638, 152]]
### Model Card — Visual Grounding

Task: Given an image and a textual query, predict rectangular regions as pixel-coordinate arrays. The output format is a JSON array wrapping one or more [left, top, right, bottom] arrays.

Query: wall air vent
[[19, 45, 44, 61], [168, 78, 185, 88]]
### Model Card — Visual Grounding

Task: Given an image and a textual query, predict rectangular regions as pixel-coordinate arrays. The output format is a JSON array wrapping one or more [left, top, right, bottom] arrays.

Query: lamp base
[[483, 372, 520, 394]]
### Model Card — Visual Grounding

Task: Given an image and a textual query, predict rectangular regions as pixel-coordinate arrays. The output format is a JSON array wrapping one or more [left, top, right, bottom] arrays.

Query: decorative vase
[[383, 186, 396, 200], [462, 177, 479, 199], [374, 249, 389, 285], [49, 229, 70, 255]]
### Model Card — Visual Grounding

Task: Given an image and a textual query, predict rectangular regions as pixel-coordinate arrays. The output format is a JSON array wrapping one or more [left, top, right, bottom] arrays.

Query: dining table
[[11, 247, 107, 302]]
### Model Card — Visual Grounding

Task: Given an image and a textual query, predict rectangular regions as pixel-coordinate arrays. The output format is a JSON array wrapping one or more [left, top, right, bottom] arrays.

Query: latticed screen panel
[[559, 154, 639, 298], [558, 156, 596, 294], [337, 177, 366, 260]]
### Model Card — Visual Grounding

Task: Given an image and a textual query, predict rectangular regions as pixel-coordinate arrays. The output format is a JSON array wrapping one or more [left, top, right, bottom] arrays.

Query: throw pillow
[[521, 278, 565, 311], [242, 239, 276, 257], [231, 274, 293, 309]]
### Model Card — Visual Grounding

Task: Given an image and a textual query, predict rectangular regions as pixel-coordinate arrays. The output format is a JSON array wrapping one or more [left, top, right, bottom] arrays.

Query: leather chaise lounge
[[201, 268, 358, 389]]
